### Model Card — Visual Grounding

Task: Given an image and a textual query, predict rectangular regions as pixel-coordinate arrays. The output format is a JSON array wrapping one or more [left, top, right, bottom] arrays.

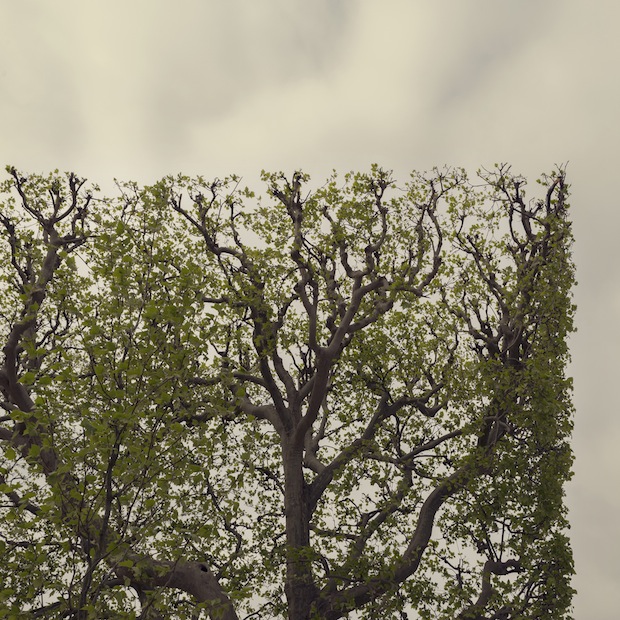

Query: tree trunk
[[282, 440, 318, 620]]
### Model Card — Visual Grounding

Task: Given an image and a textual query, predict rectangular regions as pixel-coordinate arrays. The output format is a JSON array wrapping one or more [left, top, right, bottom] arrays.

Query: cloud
[[0, 0, 352, 180]]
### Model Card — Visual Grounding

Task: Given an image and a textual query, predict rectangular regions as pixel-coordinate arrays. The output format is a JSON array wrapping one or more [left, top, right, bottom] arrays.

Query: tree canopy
[[0, 164, 575, 619]]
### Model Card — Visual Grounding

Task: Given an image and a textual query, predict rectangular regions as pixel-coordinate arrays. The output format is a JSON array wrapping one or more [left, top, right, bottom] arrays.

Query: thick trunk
[[282, 441, 318, 620]]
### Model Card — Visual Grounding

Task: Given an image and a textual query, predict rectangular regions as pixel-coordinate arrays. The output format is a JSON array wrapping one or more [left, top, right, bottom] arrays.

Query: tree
[[0, 163, 575, 620]]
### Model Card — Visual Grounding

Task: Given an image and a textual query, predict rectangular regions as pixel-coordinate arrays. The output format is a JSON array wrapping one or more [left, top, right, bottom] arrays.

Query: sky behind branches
[[1, 1, 618, 617]]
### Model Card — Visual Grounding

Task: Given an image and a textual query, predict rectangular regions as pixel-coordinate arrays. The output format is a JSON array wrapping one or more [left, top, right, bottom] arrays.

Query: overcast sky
[[1, 1, 618, 617]]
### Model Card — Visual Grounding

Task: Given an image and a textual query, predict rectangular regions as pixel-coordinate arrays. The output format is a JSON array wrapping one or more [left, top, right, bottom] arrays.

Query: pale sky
[[1, 1, 618, 617]]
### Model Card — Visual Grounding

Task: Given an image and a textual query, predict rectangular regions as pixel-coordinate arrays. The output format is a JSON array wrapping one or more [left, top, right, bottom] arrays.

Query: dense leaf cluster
[[0, 165, 575, 619]]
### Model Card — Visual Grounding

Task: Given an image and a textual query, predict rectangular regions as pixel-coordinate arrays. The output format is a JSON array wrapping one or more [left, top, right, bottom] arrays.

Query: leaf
[[18, 371, 36, 385], [0, 167, 575, 619]]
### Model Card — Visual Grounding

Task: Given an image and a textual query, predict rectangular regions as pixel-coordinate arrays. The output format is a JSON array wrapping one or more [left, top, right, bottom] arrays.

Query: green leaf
[[19, 371, 36, 385]]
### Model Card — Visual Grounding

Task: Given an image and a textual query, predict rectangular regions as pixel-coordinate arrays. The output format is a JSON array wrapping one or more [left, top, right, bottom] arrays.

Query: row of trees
[[0, 164, 575, 619]]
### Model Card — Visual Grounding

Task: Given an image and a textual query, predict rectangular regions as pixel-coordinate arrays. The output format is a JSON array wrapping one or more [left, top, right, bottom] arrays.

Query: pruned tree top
[[0, 164, 575, 619]]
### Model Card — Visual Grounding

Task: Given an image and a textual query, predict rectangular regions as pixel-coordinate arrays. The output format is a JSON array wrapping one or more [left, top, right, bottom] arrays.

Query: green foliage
[[0, 165, 575, 619]]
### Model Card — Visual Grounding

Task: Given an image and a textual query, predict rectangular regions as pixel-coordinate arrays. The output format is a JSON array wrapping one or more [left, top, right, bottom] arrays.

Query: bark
[[314, 460, 484, 619], [282, 440, 319, 620], [0, 193, 239, 620], [116, 559, 239, 620], [456, 559, 522, 619]]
